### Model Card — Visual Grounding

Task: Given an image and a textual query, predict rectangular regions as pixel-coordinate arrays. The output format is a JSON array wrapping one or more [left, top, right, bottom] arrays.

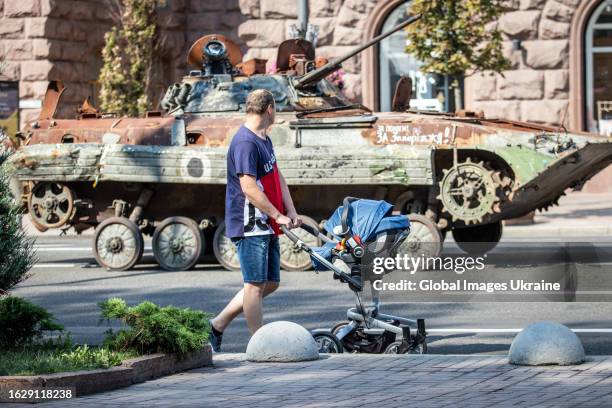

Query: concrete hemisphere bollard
[[509, 321, 585, 366], [246, 321, 319, 362]]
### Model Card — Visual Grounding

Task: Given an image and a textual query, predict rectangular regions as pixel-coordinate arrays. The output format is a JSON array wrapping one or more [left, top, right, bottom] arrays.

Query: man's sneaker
[[210, 324, 223, 352]]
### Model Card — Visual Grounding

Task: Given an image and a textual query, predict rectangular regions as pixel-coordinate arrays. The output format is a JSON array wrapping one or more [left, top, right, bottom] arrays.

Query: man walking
[[210, 89, 302, 352]]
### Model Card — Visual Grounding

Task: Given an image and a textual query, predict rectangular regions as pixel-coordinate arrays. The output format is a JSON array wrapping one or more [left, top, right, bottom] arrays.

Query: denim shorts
[[231, 234, 280, 283]]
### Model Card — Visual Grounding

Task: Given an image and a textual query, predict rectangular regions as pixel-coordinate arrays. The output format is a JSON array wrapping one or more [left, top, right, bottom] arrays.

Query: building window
[[0, 81, 19, 138], [586, 0, 612, 134], [378, 2, 457, 112]]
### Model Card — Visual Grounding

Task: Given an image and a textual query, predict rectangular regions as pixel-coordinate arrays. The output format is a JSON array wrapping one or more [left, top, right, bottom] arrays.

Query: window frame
[[585, 0, 612, 132]]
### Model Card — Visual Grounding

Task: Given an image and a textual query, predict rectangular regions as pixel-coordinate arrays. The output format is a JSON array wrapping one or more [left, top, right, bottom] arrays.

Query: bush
[[0, 296, 64, 349], [0, 152, 35, 293], [0, 345, 135, 376], [99, 298, 212, 355]]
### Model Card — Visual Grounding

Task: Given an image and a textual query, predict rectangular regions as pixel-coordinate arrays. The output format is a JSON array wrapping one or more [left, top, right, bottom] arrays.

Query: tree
[[98, 0, 158, 117], [406, 0, 510, 111], [0, 57, 34, 293], [0, 151, 35, 294]]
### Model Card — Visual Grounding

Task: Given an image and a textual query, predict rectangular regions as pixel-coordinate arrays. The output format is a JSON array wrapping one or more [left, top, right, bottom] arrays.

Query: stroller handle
[[281, 223, 335, 244], [280, 224, 307, 250], [298, 223, 320, 238]]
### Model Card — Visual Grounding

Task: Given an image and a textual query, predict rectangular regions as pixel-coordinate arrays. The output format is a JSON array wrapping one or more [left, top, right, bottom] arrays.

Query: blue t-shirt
[[225, 125, 284, 238]]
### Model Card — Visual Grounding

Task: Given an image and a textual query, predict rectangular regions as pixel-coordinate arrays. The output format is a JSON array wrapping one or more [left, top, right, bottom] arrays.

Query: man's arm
[[239, 174, 291, 225], [278, 171, 302, 227]]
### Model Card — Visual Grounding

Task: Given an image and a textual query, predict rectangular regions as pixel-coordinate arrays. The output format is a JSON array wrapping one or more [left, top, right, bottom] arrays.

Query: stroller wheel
[[384, 339, 428, 354], [331, 321, 350, 336], [313, 333, 344, 353]]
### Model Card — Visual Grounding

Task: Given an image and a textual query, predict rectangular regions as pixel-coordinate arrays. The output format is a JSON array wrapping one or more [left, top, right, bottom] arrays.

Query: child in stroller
[[280, 197, 427, 354]]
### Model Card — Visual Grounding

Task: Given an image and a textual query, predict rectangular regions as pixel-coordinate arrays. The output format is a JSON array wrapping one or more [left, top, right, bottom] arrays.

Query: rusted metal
[[187, 34, 242, 68], [39, 81, 65, 120], [129, 187, 154, 223], [391, 76, 412, 112], [236, 58, 267, 76], [276, 38, 315, 72], [22, 117, 176, 145], [77, 97, 101, 119]]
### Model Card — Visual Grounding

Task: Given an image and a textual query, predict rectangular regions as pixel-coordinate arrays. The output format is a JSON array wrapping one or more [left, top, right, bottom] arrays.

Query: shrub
[[0, 152, 35, 293], [0, 296, 64, 349], [99, 298, 212, 355]]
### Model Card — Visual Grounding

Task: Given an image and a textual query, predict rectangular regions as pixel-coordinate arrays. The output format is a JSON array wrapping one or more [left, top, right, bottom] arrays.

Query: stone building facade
[[0, 0, 247, 123], [1, 0, 611, 190], [469, 0, 576, 126]]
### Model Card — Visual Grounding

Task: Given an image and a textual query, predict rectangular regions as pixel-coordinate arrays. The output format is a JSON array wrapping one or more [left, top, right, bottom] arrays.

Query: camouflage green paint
[[491, 146, 554, 185]]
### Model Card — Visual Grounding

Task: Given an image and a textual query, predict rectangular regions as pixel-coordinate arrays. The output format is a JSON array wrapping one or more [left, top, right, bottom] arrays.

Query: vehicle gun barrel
[[294, 14, 421, 89]]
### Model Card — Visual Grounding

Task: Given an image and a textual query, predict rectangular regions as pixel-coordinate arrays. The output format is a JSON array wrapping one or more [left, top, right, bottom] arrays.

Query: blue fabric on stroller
[[311, 199, 409, 271]]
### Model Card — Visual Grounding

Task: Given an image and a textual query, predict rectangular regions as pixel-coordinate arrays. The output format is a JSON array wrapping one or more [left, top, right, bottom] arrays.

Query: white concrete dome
[[246, 321, 319, 362], [509, 321, 585, 366]]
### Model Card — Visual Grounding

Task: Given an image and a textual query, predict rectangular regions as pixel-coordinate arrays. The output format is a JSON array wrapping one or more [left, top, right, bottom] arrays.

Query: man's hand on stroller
[[275, 213, 293, 226], [287, 211, 303, 229], [276, 213, 302, 229]]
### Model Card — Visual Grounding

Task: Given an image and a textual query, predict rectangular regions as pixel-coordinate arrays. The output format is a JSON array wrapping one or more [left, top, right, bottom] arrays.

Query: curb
[[0, 346, 212, 403]]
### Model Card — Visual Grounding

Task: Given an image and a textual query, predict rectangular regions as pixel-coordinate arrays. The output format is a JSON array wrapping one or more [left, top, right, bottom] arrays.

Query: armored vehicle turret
[[5, 15, 612, 271]]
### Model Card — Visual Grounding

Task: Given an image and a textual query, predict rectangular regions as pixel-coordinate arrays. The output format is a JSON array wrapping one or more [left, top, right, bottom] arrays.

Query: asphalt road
[[11, 235, 612, 354]]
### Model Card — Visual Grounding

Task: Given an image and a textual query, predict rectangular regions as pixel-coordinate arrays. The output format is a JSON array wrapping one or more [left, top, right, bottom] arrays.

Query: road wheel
[[93, 217, 143, 271], [397, 214, 443, 259], [313, 333, 343, 353], [212, 222, 240, 271], [452, 221, 502, 255], [279, 215, 321, 271], [384, 340, 427, 354], [153, 216, 203, 271], [28, 182, 75, 230]]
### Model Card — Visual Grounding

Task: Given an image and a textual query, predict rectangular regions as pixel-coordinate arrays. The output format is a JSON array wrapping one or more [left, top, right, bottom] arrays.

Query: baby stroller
[[280, 197, 427, 354]]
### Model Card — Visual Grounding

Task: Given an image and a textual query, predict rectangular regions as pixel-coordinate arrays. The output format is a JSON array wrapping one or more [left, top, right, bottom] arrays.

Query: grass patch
[[0, 345, 136, 376]]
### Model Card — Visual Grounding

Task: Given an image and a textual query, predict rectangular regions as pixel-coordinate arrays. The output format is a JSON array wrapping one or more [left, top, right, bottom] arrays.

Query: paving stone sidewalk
[[36, 353, 612, 408]]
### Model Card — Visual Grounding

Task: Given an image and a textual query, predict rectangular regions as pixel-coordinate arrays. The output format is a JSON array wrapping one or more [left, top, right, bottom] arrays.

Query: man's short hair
[[245, 89, 275, 115]]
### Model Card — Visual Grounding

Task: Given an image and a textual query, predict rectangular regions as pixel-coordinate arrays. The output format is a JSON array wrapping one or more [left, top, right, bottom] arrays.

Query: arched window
[[586, 0, 612, 133], [378, 2, 454, 112]]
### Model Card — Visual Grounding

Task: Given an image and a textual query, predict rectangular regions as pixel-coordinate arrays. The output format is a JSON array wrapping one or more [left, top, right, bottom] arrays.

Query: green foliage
[[406, 0, 510, 76], [0, 155, 35, 293], [99, 298, 212, 355], [0, 296, 64, 349], [0, 345, 135, 376], [99, 0, 158, 116]]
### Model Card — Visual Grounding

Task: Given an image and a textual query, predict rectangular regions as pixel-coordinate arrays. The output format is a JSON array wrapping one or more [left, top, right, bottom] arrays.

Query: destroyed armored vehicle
[[5, 15, 612, 271]]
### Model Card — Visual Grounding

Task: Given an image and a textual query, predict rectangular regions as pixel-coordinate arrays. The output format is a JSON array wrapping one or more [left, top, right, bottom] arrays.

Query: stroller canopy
[[324, 199, 409, 242], [310, 199, 409, 271]]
